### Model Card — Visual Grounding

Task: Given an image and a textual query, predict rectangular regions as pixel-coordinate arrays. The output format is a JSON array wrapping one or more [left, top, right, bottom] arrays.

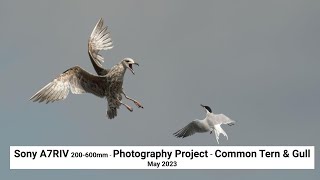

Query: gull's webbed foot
[[126, 106, 133, 112], [122, 90, 143, 109], [117, 98, 133, 112], [134, 101, 144, 108], [122, 103, 133, 112]]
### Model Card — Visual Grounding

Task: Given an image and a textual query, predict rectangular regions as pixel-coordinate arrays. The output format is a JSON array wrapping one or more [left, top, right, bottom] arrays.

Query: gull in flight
[[30, 18, 143, 119], [173, 104, 235, 144]]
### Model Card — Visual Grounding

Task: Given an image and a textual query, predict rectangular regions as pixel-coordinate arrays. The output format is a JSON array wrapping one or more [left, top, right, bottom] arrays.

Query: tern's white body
[[173, 105, 235, 144]]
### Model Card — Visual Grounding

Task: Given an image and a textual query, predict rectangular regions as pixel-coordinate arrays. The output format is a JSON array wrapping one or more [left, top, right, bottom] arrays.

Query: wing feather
[[173, 120, 203, 138], [30, 66, 107, 103], [88, 18, 113, 68], [210, 114, 235, 125]]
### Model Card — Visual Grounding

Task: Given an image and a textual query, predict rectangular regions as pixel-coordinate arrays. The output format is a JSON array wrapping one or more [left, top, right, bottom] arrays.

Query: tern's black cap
[[200, 104, 212, 113]]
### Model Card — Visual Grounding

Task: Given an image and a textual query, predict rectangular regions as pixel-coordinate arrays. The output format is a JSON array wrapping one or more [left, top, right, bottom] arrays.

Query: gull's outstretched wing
[[88, 18, 113, 75], [210, 114, 235, 125], [30, 66, 107, 103], [173, 120, 206, 138]]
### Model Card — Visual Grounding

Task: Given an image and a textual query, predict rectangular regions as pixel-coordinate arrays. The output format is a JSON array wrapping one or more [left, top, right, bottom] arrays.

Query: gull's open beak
[[200, 104, 205, 108], [128, 62, 139, 75]]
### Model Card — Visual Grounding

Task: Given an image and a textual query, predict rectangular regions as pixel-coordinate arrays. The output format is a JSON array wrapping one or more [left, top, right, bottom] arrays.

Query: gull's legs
[[117, 98, 133, 112], [122, 90, 143, 108]]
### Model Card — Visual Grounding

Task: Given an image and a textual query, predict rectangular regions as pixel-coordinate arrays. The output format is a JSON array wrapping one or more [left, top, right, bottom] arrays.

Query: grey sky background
[[1, 0, 319, 179]]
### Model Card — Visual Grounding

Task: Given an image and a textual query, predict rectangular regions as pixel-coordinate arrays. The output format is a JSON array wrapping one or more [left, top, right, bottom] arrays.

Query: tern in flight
[[173, 104, 235, 144], [30, 18, 143, 119]]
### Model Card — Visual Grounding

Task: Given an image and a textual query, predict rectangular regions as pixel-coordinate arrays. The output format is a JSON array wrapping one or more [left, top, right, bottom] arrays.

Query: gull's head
[[122, 58, 139, 75], [201, 104, 212, 113]]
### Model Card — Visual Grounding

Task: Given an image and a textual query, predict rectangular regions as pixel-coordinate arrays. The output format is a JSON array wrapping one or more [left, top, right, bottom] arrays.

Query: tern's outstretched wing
[[88, 18, 113, 75], [210, 114, 235, 125], [173, 120, 206, 138], [30, 66, 107, 103]]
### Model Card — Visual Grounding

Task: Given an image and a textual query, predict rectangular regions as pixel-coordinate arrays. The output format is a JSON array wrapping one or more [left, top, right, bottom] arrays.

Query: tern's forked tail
[[213, 125, 228, 144]]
